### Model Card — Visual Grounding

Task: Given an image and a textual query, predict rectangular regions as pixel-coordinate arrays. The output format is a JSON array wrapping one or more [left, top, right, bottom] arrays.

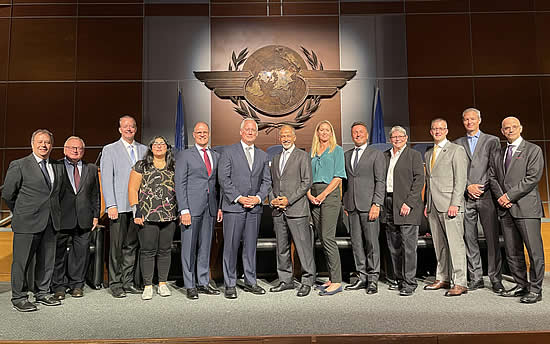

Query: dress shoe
[[467, 279, 484, 290], [345, 280, 366, 291], [501, 285, 529, 297], [13, 300, 37, 312], [243, 284, 266, 295], [224, 286, 237, 299], [270, 281, 295, 292], [186, 288, 199, 300], [315, 284, 328, 291], [492, 281, 505, 295], [70, 288, 84, 298], [35, 295, 62, 306], [124, 285, 143, 294], [400, 288, 415, 296], [445, 285, 468, 297], [158, 284, 171, 297], [53, 290, 66, 301], [111, 287, 127, 298], [297, 284, 311, 297], [141, 286, 153, 300], [366, 282, 378, 295], [197, 285, 221, 295], [520, 292, 542, 304], [319, 286, 343, 296], [424, 280, 451, 290], [387, 281, 400, 291]]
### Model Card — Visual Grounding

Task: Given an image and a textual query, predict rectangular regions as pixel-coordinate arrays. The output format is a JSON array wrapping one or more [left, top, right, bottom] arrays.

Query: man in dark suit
[[343, 121, 386, 294], [269, 125, 315, 297], [175, 122, 223, 300], [218, 118, 272, 299], [51, 136, 100, 300], [2, 129, 65, 312], [380, 126, 424, 296], [489, 116, 545, 304], [454, 108, 504, 294]]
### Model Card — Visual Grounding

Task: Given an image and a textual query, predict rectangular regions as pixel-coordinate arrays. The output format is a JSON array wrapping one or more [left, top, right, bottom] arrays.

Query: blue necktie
[[130, 146, 136, 164]]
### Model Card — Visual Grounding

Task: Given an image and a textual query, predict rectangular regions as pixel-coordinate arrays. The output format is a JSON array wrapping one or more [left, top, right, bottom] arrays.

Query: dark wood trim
[[144, 4, 208, 17]]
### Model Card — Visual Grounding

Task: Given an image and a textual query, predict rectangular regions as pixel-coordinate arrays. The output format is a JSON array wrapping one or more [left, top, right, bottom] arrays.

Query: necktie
[[245, 146, 253, 170], [280, 150, 288, 174], [353, 147, 361, 171], [202, 148, 212, 176], [504, 145, 514, 173], [430, 145, 439, 170], [73, 162, 80, 190], [130, 145, 136, 164], [468, 136, 476, 155], [40, 160, 52, 189]]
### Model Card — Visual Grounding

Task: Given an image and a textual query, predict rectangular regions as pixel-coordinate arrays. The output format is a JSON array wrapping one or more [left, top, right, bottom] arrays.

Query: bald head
[[501, 116, 522, 143]]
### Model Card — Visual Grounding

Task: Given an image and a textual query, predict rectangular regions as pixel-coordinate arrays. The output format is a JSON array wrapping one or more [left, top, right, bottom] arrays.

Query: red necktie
[[202, 148, 212, 176], [73, 162, 80, 190]]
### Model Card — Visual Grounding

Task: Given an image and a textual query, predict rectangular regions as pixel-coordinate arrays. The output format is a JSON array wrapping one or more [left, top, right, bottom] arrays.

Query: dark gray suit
[[489, 138, 545, 293], [2, 154, 64, 304], [175, 146, 220, 289], [454, 132, 503, 285], [218, 142, 272, 287], [343, 146, 386, 284], [269, 146, 315, 286]]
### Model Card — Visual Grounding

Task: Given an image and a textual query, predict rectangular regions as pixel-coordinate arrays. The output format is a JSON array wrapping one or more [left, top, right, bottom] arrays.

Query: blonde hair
[[311, 120, 337, 157]]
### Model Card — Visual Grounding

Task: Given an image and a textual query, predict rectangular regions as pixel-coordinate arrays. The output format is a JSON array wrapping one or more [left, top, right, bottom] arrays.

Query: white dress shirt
[[386, 145, 406, 193], [33, 153, 55, 185]]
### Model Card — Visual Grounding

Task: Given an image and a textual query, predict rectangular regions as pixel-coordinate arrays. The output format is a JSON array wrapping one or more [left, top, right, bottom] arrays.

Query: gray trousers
[[349, 210, 380, 283], [427, 206, 467, 287], [273, 214, 316, 286], [464, 193, 502, 284], [181, 208, 214, 288]]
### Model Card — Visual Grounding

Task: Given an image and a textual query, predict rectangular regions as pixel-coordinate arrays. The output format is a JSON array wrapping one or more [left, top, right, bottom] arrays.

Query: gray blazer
[[175, 146, 220, 217], [343, 146, 386, 213], [218, 142, 272, 214], [269, 147, 312, 218], [488, 139, 544, 219], [425, 141, 468, 213], [454, 131, 500, 190], [100, 138, 147, 213]]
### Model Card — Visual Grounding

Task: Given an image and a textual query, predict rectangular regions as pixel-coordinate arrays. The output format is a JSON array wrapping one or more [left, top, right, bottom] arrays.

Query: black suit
[[52, 159, 100, 292], [2, 154, 64, 305]]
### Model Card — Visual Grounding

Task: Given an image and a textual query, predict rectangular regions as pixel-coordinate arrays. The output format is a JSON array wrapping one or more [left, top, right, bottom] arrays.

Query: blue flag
[[370, 87, 386, 144], [175, 89, 187, 151]]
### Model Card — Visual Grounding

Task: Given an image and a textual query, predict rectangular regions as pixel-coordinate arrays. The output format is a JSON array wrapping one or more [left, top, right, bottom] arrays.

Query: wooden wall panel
[[0, 4, 10, 16], [0, 83, 5, 147], [404, 0, 468, 13], [470, 0, 535, 12], [536, 14, 550, 75], [0, 231, 13, 282], [12, 4, 77, 17], [542, 78, 550, 139], [0, 18, 8, 80], [340, 1, 404, 14]]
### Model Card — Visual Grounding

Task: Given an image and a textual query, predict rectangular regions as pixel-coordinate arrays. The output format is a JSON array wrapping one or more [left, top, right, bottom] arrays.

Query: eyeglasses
[[64, 146, 84, 151], [502, 125, 520, 132], [242, 129, 257, 133], [194, 131, 209, 135], [390, 135, 406, 140], [152, 142, 167, 147], [430, 128, 447, 132]]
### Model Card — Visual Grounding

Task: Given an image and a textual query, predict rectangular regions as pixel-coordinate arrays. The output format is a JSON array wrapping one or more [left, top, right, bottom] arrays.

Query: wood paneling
[[12, 4, 77, 17], [405, 0, 468, 13], [535, 13, 550, 75], [541, 78, 550, 139], [340, 1, 404, 15], [78, 4, 143, 17], [0, 83, 5, 147], [0, 5, 10, 16], [144, 4, 209, 17], [14, 0, 75, 3], [470, 0, 535, 12], [283, 2, 338, 16], [211, 3, 267, 17], [0, 18, 8, 80], [0, 231, 13, 282]]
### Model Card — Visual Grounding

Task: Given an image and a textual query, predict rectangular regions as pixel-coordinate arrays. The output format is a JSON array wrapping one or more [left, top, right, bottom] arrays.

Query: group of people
[[2, 108, 545, 312]]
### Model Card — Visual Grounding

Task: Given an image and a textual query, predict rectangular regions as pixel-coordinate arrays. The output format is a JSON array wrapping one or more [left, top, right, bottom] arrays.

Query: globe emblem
[[243, 45, 309, 115]]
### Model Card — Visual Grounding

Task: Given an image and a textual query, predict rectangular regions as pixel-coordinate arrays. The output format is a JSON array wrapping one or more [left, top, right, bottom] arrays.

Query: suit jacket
[[343, 146, 386, 213], [59, 159, 101, 230], [380, 146, 425, 225], [269, 147, 312, 218], [488, 138, 544, 219], [175, 146, 220, 217], [218, 142, 272, 214], [2, 154, 64, 233], [100, 138, 147, 213], [425, 141, 468, 213], [454, 131, 500, 194]]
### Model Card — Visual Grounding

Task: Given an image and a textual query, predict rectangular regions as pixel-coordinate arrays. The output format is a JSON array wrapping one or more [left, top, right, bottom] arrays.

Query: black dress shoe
[[501, 285, 529, 297], [345, 280, 366, 291], [399, 288, 415, 296], [270, 281, 295, 292], [297, 284, 311, 297], [467, 279, 485, 290], [243, 284, 266, 295], [13, 300, 37, 312], [387, 281, 400, 291], [35, 295, 61, 306], [111, 287, 127, 298], [224, 286, 237, 299], [124, 285, 143, 294], [492, 281, 505, 294], [186, 288, 199, 300], [520, 292, 542, 304], [53, 290, 65, 301], [197, 285, 221, 295], [366, 282, 378, 295]]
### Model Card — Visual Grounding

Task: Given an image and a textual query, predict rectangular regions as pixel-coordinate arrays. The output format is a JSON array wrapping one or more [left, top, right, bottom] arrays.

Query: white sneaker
[[158, 284, 171, 297], [142, 286, 153, 300]]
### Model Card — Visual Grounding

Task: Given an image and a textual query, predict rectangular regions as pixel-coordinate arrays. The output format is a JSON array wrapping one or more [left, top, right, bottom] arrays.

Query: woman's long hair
[[139, 136, 175, 172], [310, 120, 337, 157]]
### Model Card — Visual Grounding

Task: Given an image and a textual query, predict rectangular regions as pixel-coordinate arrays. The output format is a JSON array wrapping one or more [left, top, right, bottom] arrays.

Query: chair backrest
[[369, 143, 392, 152], [266, 144, 283, 161], [412, 143, 432, 162]]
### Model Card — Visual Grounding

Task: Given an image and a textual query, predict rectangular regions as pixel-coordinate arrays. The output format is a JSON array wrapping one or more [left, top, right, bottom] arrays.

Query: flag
[[370, 87, 386, 144], [175, 89, 187, 151]]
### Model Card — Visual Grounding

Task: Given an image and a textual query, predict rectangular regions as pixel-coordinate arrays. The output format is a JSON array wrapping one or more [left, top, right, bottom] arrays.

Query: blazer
[[175, 146, 220, 217], [343, 146, 386, 213], [218, 142, 272, 214], [59, 159, 101, 230], [380, 146, 425, 225], [424, 141, 468, 213], [2, 154, 64, 234], [269, 147, 312, 218], [488, 138, 544, 219], [100, 138, 147, 213]]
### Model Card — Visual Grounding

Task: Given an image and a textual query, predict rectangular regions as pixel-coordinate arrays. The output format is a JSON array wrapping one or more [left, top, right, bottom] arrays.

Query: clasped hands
[[497, 193, 512, 209], [270, 196, 289, 210], [238, 196, 261, 209]]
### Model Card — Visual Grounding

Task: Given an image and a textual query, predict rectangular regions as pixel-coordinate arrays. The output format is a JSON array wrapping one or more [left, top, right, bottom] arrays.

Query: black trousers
[[137, 221, 176, 285], [51, 226, 91, 292], [11, 220, 57, 304], [108, 212, 139, 289]]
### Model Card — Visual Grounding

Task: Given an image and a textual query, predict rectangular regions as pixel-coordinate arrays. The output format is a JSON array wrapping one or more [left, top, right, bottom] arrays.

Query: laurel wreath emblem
[[228, 47, 322, 134]]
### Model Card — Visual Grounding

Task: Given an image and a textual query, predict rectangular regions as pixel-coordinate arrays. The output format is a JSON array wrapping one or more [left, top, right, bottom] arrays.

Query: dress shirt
[[503, 136, 523, 168], [279, 144, 295, 173], [235, 141, 261, 204], [386, 145, 406, 193], [64, 158, 82, 193], [181, 144, 214, 215], [121, 138, 137, 164], [350, 143, 368, 172], [433, 138, 448, 163], [311, 145, 346, 184], [33, 153, 55, 185], [467, 130, 480, 155]]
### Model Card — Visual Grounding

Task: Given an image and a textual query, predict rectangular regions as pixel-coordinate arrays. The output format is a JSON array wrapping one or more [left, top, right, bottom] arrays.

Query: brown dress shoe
[[71, 288, 84, 298], [423, 280, 451, 290], [445, 285, 468, 296]]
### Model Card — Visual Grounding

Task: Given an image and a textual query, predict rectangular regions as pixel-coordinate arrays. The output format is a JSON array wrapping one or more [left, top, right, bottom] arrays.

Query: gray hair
[[431, 118, 447, 127], [240, 118, 258, 131], [31, 129, 54, 146], [119, 114, 137, 127], [279, 125, 296, 135], [389, 126, 407, 137], [64, 136, 85, 148], [462, 108, 481, 120], [193, 121, 210, 131]]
